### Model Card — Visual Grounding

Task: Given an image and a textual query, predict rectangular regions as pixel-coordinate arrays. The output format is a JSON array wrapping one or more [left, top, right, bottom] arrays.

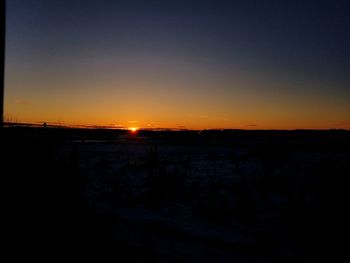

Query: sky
[[4, 0, 350, 129]]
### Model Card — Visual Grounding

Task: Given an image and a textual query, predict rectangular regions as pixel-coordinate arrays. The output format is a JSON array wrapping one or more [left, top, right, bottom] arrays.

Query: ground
[[2, 128, 349, 261]]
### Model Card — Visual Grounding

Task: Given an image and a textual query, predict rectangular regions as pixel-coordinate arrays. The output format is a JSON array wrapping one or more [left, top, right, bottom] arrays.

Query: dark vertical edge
[[0, 0, 5, 127]]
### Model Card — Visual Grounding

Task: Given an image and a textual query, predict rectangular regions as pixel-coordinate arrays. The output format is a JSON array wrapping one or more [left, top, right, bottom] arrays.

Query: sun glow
[[128, 127, 139, 133]]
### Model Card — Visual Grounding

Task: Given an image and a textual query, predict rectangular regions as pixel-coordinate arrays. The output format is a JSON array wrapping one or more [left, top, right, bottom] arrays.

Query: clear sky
[[5, 0, 350, 129]]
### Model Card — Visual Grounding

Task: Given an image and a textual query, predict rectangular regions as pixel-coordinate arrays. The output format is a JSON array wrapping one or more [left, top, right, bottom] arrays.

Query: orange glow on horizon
[[128, 127, 139, 133], [5, 1, 350, 132]]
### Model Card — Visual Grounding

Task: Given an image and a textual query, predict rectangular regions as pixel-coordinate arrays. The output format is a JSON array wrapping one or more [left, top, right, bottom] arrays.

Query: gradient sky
[[5, 0, 350, 129]]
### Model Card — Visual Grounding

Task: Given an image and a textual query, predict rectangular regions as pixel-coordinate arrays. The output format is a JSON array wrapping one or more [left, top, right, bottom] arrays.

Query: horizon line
[[3, 121, 350, 132]]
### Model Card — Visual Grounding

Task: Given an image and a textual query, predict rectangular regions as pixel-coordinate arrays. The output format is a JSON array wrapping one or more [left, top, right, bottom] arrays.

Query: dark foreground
[[2, 127, 349, 261]]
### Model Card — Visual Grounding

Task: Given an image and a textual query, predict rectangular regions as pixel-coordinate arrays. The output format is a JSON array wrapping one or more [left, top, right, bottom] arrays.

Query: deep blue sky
[[5, 0, 350, 129]]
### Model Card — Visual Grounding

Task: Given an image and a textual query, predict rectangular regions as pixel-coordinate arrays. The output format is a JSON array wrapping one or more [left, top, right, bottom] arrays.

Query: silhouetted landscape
[[2, 127, 349, 261], [3, 0, 350, 261]]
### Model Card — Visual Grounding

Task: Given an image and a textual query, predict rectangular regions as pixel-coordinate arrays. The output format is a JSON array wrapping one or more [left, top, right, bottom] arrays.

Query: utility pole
[[0, 0, 5, 127]]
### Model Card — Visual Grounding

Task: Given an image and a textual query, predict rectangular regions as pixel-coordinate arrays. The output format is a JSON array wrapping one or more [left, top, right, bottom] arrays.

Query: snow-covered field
[[55, 133, 349, 262]]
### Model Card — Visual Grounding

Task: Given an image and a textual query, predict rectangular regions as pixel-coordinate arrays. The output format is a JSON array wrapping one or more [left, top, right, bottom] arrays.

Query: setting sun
[[128, 127, 138, 133]]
